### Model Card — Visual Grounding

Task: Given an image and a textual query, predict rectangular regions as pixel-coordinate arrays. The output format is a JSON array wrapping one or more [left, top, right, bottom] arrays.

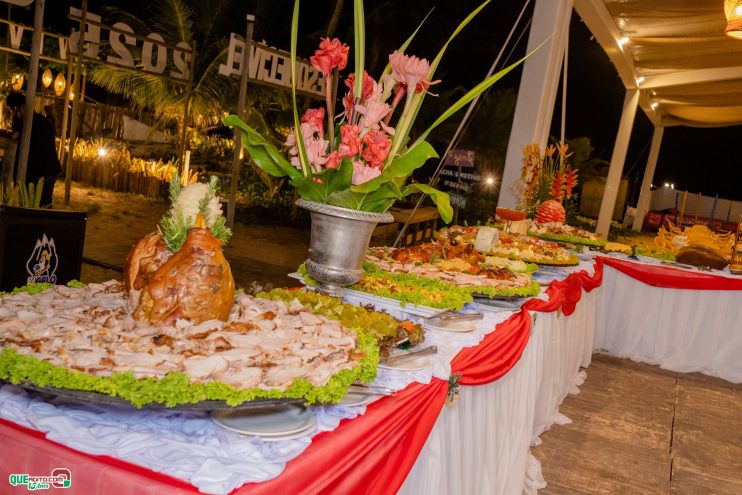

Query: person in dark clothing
[[6, 92, 62, 208]]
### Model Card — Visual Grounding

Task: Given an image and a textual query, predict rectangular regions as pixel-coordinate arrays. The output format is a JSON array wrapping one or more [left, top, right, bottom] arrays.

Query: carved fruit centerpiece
[[536, 199, 566, 225], [125, 177, 234, 325]]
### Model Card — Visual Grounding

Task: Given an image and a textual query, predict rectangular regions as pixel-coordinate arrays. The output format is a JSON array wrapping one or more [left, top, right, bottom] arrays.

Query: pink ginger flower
[[325, 151, 342, 169], [342, 72, 376, 121], [389, 50, 431, 92], [361, 129, 392, 167], [356, 98, 391, 134], [338, 124, 362, 157], [310, 38, 349, 78], [285, 122, 328, 171], [344, 71, 376, 102], [352, 159, 382, 186], [301, 107, 325, 137]]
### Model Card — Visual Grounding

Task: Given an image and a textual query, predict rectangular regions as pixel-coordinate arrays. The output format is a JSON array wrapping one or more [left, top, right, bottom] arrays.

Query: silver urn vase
[[297, 199, 394, 297]]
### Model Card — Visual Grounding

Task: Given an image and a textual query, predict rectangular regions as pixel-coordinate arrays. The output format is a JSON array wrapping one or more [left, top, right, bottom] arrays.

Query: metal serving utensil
[[424, 310, 483, 322], [383, 345, 438, 366], [349, 383, 396, 396]]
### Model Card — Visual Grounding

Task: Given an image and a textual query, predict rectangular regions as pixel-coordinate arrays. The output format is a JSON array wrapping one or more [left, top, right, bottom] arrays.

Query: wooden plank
[[534, 356, 742, 495], [672, 379, 742, 485], [670, 464, 742, 495], [535, 426, 671, 494]]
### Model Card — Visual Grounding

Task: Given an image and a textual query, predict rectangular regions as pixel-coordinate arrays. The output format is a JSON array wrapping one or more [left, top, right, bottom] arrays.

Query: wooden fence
[[68, 158, 169, 200]]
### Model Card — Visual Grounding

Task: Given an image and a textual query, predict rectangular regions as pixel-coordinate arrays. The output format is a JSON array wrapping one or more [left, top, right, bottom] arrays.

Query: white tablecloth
[[595, 265, 742, 383], [400, 288, 599, 495]]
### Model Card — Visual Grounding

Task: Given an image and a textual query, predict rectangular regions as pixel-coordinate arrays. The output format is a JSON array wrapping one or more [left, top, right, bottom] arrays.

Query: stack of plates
[[212, 405, 316, 441]]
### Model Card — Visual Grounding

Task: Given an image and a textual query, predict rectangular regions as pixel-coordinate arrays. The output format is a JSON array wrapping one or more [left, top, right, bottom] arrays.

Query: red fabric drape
[[600, 256, 742, 290], [451, 309, 532, 385], [238, 379, 448, 495]]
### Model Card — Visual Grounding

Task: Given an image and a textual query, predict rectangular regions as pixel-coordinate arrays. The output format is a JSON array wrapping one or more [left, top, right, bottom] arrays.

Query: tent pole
[[498, 0, 573, 209], [632, 126, 663, 232], [596, 88, 638, 237]]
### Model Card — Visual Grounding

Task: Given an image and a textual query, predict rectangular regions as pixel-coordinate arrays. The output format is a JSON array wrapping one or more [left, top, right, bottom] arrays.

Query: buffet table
[[595, 256, 742, 383], [2, 255, 741, 495]]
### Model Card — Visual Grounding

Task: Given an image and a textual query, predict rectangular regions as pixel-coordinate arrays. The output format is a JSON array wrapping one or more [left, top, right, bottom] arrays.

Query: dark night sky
[[16, 1, 742, 202]]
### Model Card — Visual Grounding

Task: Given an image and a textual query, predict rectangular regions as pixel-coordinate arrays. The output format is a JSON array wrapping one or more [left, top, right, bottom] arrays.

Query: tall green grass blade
[[353, 0, 365, 100], [34, 178, 44, 208], [382, 9, 434, 75], [410, 41, 546, 150], [290, 0, 310, 176], [19, 182, 28, 207]]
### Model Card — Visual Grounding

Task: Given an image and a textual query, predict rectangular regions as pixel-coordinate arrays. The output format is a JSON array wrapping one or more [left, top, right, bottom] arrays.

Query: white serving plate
[[212, 405, 316, 439]]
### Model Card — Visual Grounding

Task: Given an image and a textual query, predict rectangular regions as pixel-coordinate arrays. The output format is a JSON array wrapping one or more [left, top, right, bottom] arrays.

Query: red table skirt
[[600, 256, 742, 290], [0, 262, 603, 495]]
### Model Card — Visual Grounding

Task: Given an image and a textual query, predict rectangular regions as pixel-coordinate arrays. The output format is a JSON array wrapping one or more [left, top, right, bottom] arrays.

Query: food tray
[[7, 380, 305, 411], [342, 288, 442, 318], [534, 232, 607, 247], [287, 272, 445, 318]]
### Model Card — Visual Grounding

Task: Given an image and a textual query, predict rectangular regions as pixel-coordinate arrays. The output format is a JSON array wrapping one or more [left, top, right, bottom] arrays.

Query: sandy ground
[[53, 182, 310, 289]]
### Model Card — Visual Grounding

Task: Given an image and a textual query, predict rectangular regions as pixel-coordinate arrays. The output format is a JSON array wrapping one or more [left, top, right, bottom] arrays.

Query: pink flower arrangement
[[227, 0, 528, 223], [284, 42, 439, 185]]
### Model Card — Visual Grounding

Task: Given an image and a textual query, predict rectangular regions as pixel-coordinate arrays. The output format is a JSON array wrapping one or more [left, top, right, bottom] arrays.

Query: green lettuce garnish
[[531, 231, 607, 247], [634, 245, 676, 261]]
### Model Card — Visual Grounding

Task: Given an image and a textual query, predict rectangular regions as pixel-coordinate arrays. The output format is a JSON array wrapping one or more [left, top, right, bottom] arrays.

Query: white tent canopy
[[576, 0, 742, 128], [500, 0, 742, 236]]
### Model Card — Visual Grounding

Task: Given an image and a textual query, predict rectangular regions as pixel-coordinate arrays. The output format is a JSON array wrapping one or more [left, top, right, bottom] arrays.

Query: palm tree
[[87, 0, 240, 129]]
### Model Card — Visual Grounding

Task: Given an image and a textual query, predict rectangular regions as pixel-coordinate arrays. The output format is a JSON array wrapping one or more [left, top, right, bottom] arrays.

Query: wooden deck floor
[[533, 354, 742, 495]]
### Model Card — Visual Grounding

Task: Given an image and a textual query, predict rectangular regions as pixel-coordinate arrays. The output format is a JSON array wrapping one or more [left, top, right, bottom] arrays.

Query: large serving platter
[[5, 380, 305, 411]]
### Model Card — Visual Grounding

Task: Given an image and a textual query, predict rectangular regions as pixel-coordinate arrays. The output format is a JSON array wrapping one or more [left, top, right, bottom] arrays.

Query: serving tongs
[[382, 345, 438, 366], [424, 310, 483, 322], [349, 382, 396, 397]]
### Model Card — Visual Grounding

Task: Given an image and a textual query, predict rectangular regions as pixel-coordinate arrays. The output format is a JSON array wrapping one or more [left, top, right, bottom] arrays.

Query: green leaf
[[325, 158, 353, 195], [291, 175, 328, 203], [19, 181, 28, 207], [290, 0, 310, 176], [326, 189, 366, 210], [224, 115, 301, 180], [33, 177, 44, 208], [353, 0, 365, 101], [351, 141, 438, 193], [402, 183, 453, 223], [359, 182, 404, 212]]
